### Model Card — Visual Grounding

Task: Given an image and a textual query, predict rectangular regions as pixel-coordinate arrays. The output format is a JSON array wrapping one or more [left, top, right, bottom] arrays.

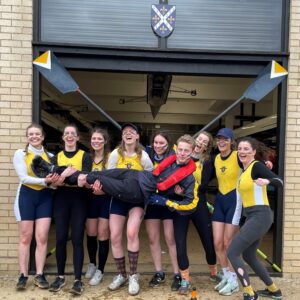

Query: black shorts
[[87, 193, 111, 219], [144, 204, 174, 220]]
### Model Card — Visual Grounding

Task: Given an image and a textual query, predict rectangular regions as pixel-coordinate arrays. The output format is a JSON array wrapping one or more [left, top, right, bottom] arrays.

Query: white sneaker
[[128, 273, 140, 296], [89, 269, 104, 286], [85, 263, 97, 279], [218, 279, 239, 295], [214, 277, 227, 291], [108, 274, 127, 291]]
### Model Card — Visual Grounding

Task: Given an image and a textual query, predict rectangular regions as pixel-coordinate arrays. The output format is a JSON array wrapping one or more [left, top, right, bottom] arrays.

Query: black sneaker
[[49, 276, 66, 292], [16, 273, 28, 290], [257, 288, 282, 299], [149, 272, 165, 287], [31, 156, 65, 178], [69, 280, 84, 295], [243, 292, 259, 300], [34, 273, 49, 289], [171, 274, 181, 291]]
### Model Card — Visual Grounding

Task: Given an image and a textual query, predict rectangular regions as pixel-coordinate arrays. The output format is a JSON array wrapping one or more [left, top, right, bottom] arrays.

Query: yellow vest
[[92, 155, 109, 171], [57, 150, 84, 171], [24, 151, 50, 191], [193, 160, 202, 186], [215, 150, 240, 195], [238, 161, 269, 208], [116, 151, 143, 170]]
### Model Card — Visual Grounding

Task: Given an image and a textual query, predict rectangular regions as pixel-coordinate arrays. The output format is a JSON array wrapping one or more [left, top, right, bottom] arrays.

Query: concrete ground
[[1, 274, 299, 300]]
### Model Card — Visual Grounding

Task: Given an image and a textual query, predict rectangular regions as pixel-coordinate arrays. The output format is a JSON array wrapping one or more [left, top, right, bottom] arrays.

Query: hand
[[253, 178, 270, 186], [45, 173, 60, 184], [174, 184, 184, 195], [265, 160, 273, 170], [148, 194, 168, 206], [51, 175, 65, 187], [78, 174, 88, 187], [92, 180, 105, 195]]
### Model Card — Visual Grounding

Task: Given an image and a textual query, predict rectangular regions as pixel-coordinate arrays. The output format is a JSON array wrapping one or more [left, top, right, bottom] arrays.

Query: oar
[[194, 61, 288, 136], [33, 50, 121, 131]]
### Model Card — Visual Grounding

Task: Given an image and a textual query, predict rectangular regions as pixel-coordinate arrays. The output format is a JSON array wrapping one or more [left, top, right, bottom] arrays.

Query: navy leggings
[[53, 187, 87, 280], [173, 196, 216, 270]]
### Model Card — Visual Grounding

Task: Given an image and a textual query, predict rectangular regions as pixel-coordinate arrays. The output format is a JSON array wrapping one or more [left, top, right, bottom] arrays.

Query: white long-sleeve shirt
[[13, 144, 53, 187]]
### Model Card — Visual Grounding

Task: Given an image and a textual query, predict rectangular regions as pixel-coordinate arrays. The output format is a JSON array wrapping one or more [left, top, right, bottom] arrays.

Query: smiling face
[[238, 141, 256, 167], [176, 141, 193, 164], [194, 133, 210, 155], [27, 127, 44, 149], [62, 126, 79, 151], [122, 126, 139, 146], [216, 135, 232, 155], [153, 134, 168, 156], [91, 132, 105, 152]]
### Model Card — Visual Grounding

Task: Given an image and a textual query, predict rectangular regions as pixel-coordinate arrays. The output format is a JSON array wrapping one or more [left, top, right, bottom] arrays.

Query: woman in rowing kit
[[227, 137, 282, 300]]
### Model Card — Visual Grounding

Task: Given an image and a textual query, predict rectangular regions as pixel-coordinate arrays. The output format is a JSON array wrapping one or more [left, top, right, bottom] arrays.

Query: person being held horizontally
[[31, 134, 199, 215], [145, 130, 181, 291], [227, 137, 282, 300], [13, 123, 59, 290], [84, 128, 111, 286]]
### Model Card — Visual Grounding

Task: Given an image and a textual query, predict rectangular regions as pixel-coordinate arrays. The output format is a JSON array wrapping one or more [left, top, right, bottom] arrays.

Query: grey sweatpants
[[227, 205, 273, 287]]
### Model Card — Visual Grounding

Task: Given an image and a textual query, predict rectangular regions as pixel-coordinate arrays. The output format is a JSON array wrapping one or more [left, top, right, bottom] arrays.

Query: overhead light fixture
[[169, 85, 197, 96]]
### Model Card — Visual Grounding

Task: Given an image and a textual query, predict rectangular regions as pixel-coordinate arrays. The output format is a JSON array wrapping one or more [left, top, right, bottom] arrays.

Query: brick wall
[[283, 0, 300, 279], [0, 0, 32, 274]]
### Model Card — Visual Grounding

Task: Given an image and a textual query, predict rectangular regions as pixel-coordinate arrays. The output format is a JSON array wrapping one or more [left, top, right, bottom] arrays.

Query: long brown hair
[[90, 127, 110, 167], [237, 136, 275, 161]]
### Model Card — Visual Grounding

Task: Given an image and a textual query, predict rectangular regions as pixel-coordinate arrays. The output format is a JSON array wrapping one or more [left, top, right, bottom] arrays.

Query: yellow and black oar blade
[[33, 50, 79, 94], [243, 60, 288, 102]]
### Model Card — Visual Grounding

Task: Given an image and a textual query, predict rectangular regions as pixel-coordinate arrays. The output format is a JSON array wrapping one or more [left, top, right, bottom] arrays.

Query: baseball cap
[[216, 128, 234, 140], [121, 123, 139, 133]]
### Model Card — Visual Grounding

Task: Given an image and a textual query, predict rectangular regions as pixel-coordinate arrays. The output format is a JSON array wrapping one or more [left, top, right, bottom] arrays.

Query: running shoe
[[214, 277, 227, 291], [128, 273, 140, 295], [33, 273, 49, 289], [69, 280, 84, 295], [257, 288, 282, 299], [108, 274, 127, 291], [149, 272, 165, 287], [244, 291, 259, 300], [85, 263, 97, 279], [49, 276, 66, 292], [178, 279, 191, 295], [16, 273, 28, 290], [219, 279, 239, 295], [171, 274, 181, 291], [89, 269, 104, 286]]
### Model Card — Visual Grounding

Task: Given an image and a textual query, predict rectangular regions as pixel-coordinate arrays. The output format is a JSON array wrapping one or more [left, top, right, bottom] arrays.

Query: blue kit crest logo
[[151, 4, 176, 38]]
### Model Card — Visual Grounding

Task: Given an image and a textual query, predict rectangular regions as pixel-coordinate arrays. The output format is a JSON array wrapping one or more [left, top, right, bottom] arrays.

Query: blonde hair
[[176, 134, 196, 149], [196, 131, 213, 161], [117, 131, 143, 160]]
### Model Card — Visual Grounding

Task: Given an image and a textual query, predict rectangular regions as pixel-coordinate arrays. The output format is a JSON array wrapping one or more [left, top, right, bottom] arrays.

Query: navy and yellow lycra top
[[215, 150, 241, 195], [238, 160, 283, 208]]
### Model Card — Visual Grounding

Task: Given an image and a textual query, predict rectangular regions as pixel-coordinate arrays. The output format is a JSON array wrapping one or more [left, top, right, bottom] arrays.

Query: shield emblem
[[151, 4, 176, 38]]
